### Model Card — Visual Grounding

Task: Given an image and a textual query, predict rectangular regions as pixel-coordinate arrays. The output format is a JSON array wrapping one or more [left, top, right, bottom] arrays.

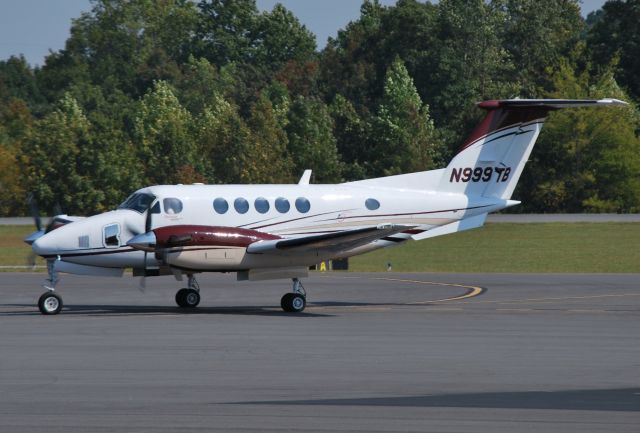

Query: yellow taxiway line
[[370, 277, 485, 304]]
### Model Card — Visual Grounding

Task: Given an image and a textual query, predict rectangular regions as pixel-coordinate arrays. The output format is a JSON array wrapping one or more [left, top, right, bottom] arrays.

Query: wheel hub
[[292, 297, 304, 310], [186, 293, 198, 305], [44, 297, 59, 312]]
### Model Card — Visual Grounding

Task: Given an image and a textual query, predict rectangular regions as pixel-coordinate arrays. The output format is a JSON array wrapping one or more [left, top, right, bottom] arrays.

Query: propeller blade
[[27, 193, 42, 231], [24, 229, 45, 245]]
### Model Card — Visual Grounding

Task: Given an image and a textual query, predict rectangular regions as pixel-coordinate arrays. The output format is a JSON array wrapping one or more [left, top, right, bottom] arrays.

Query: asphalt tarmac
[[0, 272, 638, 432]]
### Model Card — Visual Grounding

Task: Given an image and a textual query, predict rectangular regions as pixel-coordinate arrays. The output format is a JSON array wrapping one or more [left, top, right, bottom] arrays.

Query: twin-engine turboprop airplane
[[28, 98, 626, 314]]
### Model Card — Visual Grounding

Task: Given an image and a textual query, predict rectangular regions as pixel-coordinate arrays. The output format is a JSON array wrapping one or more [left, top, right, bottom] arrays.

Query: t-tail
[[347, 98, 627, 241], [439, 99, 627, 200]]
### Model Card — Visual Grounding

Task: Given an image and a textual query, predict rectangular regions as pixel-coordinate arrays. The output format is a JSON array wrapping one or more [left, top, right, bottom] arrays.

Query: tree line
[[1, 0, 639, 216]]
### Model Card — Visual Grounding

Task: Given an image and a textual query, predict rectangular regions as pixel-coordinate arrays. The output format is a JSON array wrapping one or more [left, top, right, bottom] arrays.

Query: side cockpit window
[[163, 198, 183, 215], [103, 224, 120, 248]]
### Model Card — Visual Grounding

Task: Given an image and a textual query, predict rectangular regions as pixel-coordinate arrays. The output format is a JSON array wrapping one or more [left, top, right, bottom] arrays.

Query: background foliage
[[1, 0, 639, 215]]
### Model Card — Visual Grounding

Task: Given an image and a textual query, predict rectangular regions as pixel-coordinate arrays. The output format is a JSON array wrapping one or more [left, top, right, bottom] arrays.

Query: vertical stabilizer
[[439, 99, 627, 200]]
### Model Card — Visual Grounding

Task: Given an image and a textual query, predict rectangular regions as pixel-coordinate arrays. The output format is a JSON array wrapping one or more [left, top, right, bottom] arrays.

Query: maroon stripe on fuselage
[[153, 225, 280, 248]]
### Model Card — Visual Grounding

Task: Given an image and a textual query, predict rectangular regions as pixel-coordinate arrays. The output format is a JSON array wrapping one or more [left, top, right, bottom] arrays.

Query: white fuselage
[[32, 182, 504, 272]]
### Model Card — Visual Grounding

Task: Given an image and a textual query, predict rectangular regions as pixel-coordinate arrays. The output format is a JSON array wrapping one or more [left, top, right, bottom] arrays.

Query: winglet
[[298, 169, 312, 185]]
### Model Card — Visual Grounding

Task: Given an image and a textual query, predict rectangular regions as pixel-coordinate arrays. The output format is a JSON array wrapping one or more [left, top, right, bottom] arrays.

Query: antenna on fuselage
[[298, 169, 312, 185]]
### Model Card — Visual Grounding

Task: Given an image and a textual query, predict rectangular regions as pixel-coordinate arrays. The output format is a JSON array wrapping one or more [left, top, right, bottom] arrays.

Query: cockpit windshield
[[117, 193, 156, 213]]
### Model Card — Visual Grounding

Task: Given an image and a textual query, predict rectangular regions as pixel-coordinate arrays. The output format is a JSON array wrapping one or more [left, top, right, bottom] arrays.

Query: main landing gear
[[175, 274, 201, 308], [280, 278, 306, 313], [38, 259, 63, 315]]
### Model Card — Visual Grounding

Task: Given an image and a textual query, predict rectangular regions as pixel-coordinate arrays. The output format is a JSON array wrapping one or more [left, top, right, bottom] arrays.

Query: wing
[[246, 224, 414, 256]]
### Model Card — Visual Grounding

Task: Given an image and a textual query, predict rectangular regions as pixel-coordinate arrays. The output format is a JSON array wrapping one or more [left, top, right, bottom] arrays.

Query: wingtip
[[598, 98, 628, 106]]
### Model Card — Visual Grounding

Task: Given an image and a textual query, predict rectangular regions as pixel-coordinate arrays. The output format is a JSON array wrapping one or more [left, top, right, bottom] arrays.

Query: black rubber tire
[[176, 288, 200, 308], [175, 288, 188, 307], [38, 292, 63, 315], [280, 293, 306, 313]]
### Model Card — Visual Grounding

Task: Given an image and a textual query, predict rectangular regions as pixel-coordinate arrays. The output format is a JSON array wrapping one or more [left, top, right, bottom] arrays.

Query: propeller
[[138, 199, 157, 292], [25, 193, 44, 269], [25, 194, 76, 270]]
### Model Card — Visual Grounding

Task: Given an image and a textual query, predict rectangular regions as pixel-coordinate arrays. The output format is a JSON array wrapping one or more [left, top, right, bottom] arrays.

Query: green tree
[[0, 98, 32, 216], [134, 80, 201, 185], [68, 82, 143, 208], [429, 0, 516, 147], [517, 59, 640, 212], [195, 0, 259, 65], [587, 0, 640, 101], [195, 94, 250, 183], [286, 96, 342, 183], [319, 0, 388, 113], [245, 92, 293, 183], [23, 94, 103, 214], [0, 56, 43, 110], [329, 94, 368, 180], [501, 0, 584, 97], [176, 56, 237, 115], [251, 4, 316, 72], [371, 58, 440, 176], [37, 0, 199, 101]]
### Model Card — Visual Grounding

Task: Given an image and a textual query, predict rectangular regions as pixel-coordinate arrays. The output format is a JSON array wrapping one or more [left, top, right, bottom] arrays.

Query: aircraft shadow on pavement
[[0, 303, 333, 318], [233, 388, 640, 412]]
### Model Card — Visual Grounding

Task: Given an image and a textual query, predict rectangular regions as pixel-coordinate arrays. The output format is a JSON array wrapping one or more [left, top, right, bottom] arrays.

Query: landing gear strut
[[175, 274, 200, 308], [281, 278, 306, 313], [38, 258, 63, 315]]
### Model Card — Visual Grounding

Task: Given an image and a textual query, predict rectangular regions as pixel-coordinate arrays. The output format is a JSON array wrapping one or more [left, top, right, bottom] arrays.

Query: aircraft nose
[[127, 232, 156, 251], [32, 235, 55, 256]]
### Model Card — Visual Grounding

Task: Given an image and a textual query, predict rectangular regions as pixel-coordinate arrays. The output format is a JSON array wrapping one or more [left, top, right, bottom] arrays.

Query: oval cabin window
[[295, 197, 311, 213], [234, 197, 249, 214], [275, 197, 290, 213], [254, 197, 270, 214], [213, 198, 229, 214], [365, 198, 380, 210]]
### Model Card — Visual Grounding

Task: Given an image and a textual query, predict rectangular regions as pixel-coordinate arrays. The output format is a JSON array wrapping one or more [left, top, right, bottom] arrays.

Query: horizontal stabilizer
[[412, 213, 487, 240], [477, 98, 627, 109]]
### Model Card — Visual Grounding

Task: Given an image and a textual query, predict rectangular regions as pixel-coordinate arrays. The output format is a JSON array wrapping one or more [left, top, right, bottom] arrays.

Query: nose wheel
[[281, 278, 307, 313], [38, 292, 63, 315]]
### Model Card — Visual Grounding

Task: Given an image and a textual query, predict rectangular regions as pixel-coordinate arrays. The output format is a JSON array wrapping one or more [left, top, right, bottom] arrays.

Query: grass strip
[[2, 223, 638, 273], [350, 223, 640, 273]]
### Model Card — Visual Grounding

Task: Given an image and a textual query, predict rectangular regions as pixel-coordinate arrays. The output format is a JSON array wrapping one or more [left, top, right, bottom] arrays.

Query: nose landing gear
[[38, 258, 63, 315]]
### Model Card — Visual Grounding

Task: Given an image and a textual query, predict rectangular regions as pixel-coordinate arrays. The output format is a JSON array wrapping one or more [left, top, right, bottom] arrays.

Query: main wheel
[[175, 288, 200, 308], [38, 292, 63, 315], [281, 293, 306, 313]]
